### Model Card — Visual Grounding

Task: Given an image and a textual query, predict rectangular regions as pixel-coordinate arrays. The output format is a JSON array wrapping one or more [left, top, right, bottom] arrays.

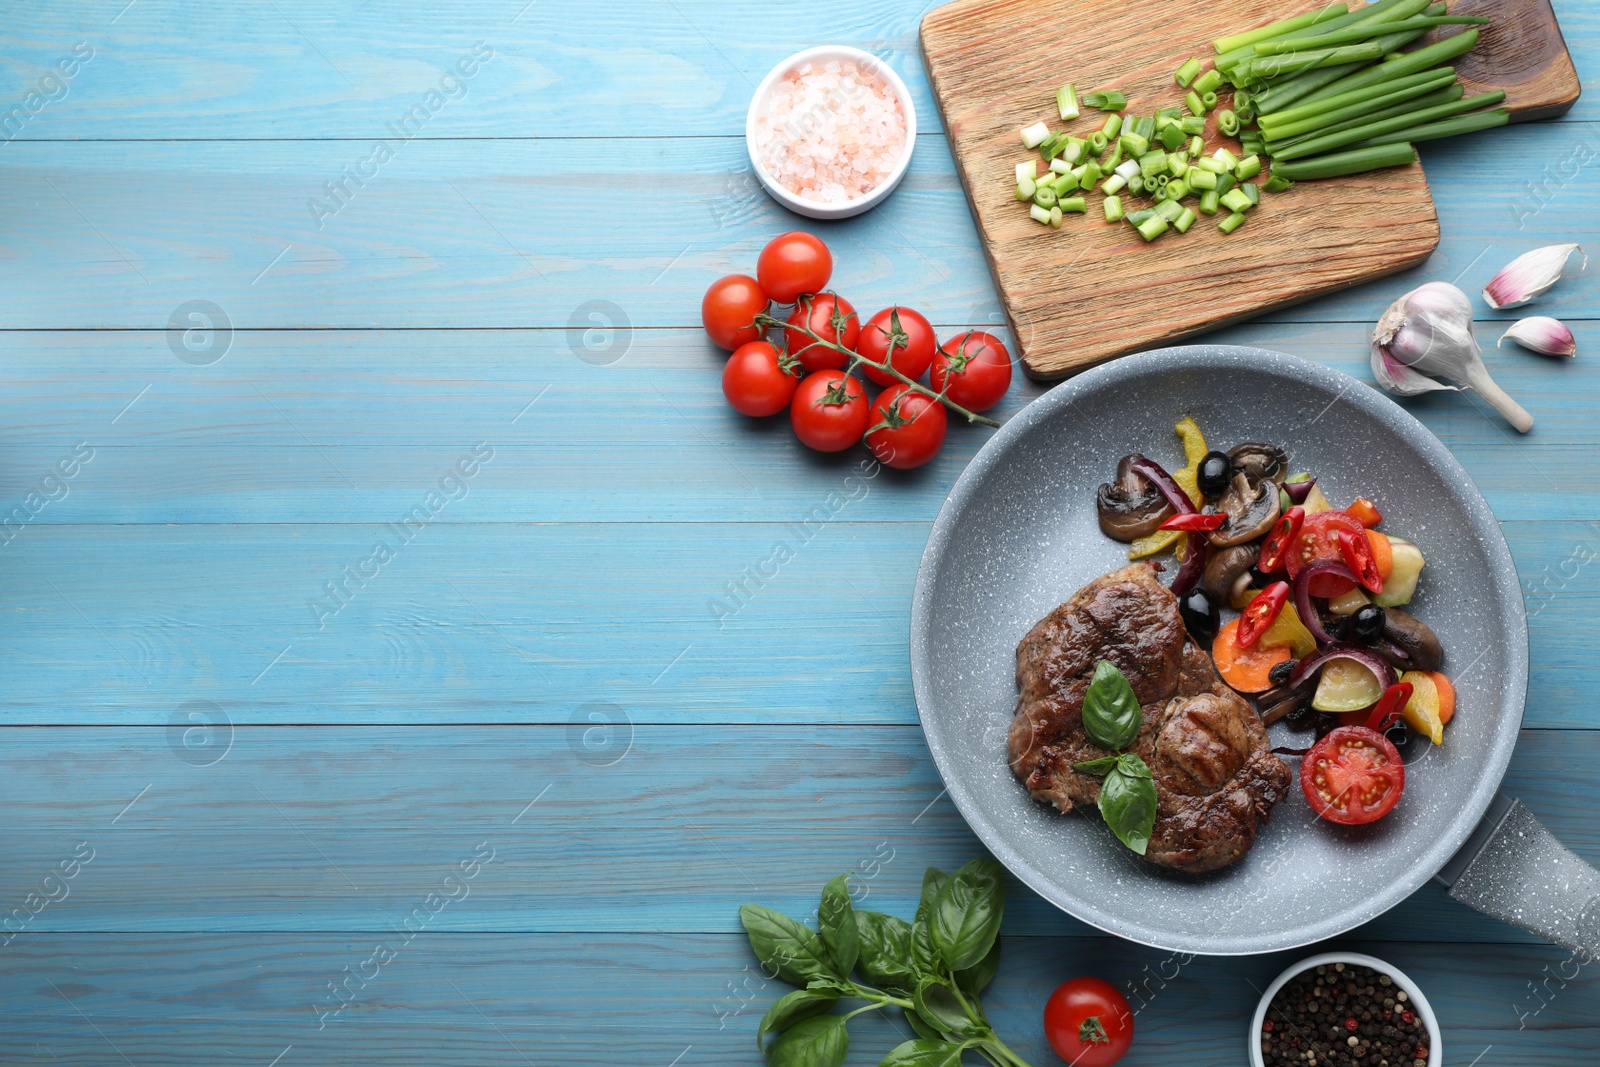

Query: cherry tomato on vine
[[721, 341, 800, 417], [1043, 977, 1133, 1067], [790, 370, 868, 452], [858, 306, 937, 386], [785, 293, 860, 373], [701, 274, 769, 351], [931, 331, 1012, 413], [1285, 510, 1368, 598], [757, 232, 832, 304], [864, 384, 948, 470], [1302, 726, 1405, 825]]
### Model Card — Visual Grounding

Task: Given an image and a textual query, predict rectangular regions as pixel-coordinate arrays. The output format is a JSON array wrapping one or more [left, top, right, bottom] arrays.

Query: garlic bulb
[[1498, 316, 1576, 358], [1482, 244, 1585, 309], [1371, 281, 1533, 433]]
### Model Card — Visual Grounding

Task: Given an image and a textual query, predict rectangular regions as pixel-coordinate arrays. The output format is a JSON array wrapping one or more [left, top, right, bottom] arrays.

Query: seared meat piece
[[1010, 562, 1290, 874]]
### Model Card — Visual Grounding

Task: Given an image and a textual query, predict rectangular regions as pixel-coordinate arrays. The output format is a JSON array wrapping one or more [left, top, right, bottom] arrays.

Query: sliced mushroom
[[1208, 472, 1280, 548], [1096, 454, 1174, 542], [1228, 442, 1289, 485], [1379, 608, 1445, 672], [1201, 542, 1258, 608]]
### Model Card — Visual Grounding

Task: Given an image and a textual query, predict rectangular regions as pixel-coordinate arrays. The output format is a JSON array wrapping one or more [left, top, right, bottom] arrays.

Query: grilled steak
[[1010, 562, 1291, 873]]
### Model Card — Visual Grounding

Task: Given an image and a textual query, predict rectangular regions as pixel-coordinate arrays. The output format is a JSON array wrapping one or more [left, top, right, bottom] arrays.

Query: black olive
[[1179, 589, 1219, 645], [1268, 659, 1298, 687], [1352, 604, 1387, 643], [1284, 700, 1318, 730], [1386, 721, 1421, 762], [1197, 451, 1232, 498]]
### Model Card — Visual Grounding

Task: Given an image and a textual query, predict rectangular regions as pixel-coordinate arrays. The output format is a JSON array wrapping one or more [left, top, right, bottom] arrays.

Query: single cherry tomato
[[858, 306, 937, 386], [1337, 528, 1385, 594], [931, 331, 1012, 413], [757, 232, 832, 304], [1043, 977, 1134, 1067], [790, 370, 868, 452], [1346, 497, 1383, 527], [1159, 511, 1228, 532], [1285, 510, 1368, 598], [785, 293, 860, 373], [1258, 506, 1305, 573], [865, 384, 948, 470], [1365, 681, 1414, 734], [721, 341, 800, 417], [1237, 581, 1290, 647], [1302, 725, 1405, 825], [701, 274, 770, 350]]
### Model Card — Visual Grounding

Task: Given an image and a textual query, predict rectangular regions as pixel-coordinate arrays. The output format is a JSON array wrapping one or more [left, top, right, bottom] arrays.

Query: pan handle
[[1434, 793, 1600, 958]]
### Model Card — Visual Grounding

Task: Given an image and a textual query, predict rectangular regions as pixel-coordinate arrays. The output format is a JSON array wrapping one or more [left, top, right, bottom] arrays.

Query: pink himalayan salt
[[754, 60, 907, 204]]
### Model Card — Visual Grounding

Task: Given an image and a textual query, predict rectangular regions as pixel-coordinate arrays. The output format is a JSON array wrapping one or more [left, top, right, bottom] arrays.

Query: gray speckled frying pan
[[911, 346, 1600, 956]]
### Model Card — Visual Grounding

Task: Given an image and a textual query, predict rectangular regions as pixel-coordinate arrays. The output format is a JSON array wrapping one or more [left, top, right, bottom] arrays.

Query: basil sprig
[[1074, 660, 1159, 856], [740, 860, 1036, 1067]]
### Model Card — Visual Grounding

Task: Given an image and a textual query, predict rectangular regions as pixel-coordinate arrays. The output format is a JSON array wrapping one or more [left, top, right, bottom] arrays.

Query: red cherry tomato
[[1237, 581, 1289, 647], [1302, 726, 1405, 825], [1285, 510, 1368, 598], [789, 370, 868, 452], [931, 331, 1012, 413], [701, 274, 769, 351], [865, 384, 948, 470], [1258, 506, 1305, 573], [858, 306, 937, 386], [756, 232, 832, 304], [721, 341, 800, 417], [785, 293, 860, 373], [1043, 977, 1134, 1067]]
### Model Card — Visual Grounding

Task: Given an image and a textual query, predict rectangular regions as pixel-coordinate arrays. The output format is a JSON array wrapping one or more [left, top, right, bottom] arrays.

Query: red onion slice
[[1289, 644, 1399, 693], [1129, 458, 1196, 516], [1172, 537, 1206, 597], [1292, 558, 1360, 646], [1284, 476, 1318, 505]]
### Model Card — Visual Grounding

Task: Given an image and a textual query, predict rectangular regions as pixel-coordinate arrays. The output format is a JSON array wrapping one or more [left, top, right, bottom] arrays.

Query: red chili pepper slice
[[1158, 511, 1227, 532], [1236, 581, 1290, 648], [1337, 527, 1385, 593], [1258, 506, 1304, 573], [1366, 681, 1414, 733]]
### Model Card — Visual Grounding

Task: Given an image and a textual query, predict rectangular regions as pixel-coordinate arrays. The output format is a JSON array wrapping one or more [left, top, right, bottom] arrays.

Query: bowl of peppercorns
[[1252, 953, 1440, 1067]]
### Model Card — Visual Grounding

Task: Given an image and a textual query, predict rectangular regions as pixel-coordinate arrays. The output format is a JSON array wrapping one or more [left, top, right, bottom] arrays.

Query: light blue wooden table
[[0, 3, 1595, 1064]]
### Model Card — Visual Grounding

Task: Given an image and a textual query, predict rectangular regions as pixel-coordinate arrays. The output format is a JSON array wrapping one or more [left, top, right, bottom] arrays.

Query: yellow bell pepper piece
[[1400, 670, 1445, 744], [1127, 416, 1208, 561], [1239, 588, 1318, 658]]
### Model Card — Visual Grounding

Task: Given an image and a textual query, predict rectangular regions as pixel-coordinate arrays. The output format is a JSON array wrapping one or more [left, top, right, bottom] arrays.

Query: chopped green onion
[[1159, 123, 1186, 151], [1180, 115, 1206, 136], [1188, 135, 1203, 157], [1054, 170, 1080, 193], [1015, 177, 1036, 201], [1021, 122, 1050, 149], [1192, 68, 1224, 96], [1126, 207, 1157, 226], [1155, 105, 1183, 122], [1221, 188, 1255, 213], [1057, 84, 1080, 121], [1060, 196, 1088, 213], [1102, 113, 1124, 139], [1175, 58, 1203, 87], [1242, 182, 1261, 205], [1235, 153, 1262, 180], [1062, 137, 1088, 165], [1215, 172, 1237, 197], [1154, 198, 1185, 222], [1343, 107, 1509, 150], [1104, 140, 1123, 170], [1088, 131, 1109, 153], [1218, 109, 1240, 136], [1185, 90, 1207, 116], [1034, 186, 1059, 208], [1187, 168, 1219, 190], [1029, 203, 1053, 225], [1173, 207, 1197, 233], [1198, 188, 1221, 215], [1016, 160, 1038, 183], [1254, 14, 1486, 53], [1049, 206, 1064, 228], [1212, 3, 1349, 55], [1153, 174, 1170, 195], [1080, 161, 1103, 187], [1104, 194, 1126, 222], [1218, 211, 1248, 234], [1101, 174, 1127, 195], [1083, 89, 1127, 110], [1115, 159, 1141, 181], [1165, 178, 1190, 200], [1263, 174, 1294, 192], [1128, 174, 1146, 195], [1213, 147, 1239, 171], [1049, 157, 1072, 174], [1139, 150, 1170, 178], [1120, 132, 1150, 157], [1196, 157, 1227, 174], [1269, 141, 1417, 181], [1269, 91, 1505, 159], [1128, 115, 1157, 140], [1136, 214, 1170, 241]]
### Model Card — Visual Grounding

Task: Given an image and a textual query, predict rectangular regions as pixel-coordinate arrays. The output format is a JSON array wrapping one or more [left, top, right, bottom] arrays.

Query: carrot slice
[[1431, 671, 1456, 724], [1366, 529, 1393, 584], [1212, 617, 1290, 694]]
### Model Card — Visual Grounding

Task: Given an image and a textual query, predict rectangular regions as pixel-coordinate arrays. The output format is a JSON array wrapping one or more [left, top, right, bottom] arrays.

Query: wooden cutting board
[[921, 0, 1580, 379]]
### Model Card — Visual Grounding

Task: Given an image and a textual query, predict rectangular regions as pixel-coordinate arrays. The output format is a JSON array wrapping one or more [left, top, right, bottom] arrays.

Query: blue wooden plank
[[0, 933, 1592, 1064], [0, 129, 1595, 331], [0, 725, 1591, 938], [0, 519, 1592, 726]]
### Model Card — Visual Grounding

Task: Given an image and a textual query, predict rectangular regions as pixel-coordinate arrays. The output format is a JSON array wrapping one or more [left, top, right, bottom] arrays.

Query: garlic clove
[[1482, 244, 1586, 309], [1498, 316, 1577, 358], [1370, 342, 1459, 396]]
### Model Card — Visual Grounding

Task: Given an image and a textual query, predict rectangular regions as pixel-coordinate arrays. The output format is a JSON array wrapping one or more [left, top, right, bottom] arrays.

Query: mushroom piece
[[1379, 608, 1445, 673], [1201, 542, 1258, 609], [1256, 684, 1310, 726], [1228, 442, 1290, 485], [1208, 472, 1280, 548], [1096, 454, 1175, 542]]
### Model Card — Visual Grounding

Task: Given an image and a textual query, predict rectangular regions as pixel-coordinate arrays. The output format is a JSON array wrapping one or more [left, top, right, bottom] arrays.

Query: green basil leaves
[[1082, 659, 1142, 750], [1085, 752, 1158, 856]]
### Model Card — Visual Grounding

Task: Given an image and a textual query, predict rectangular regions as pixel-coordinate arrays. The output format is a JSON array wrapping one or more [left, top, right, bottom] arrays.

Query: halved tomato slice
[[1301, 726, 1405, 825], [1285, 511, 1367, 598]]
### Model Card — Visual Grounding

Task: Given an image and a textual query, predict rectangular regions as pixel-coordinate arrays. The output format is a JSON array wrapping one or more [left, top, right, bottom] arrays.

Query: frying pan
[[911, 346, 1600, 956]]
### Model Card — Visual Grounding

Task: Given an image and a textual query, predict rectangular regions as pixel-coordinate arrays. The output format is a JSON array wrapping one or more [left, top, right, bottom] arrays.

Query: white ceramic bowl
[[1250, 952, 1441, 1067], [744, 45, 917, 220]]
